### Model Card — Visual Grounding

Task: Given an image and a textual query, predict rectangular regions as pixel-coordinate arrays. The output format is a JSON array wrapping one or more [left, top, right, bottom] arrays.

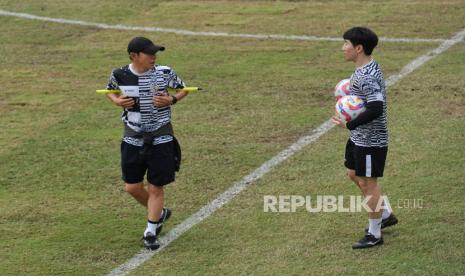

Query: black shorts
[[121, 141, 176, 186], [344, 139, 388, 178]]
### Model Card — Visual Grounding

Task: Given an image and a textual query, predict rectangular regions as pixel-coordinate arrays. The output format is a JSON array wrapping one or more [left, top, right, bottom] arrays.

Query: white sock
[[381, 199, 393, 219], [368, 218, 382, 238], [144, 220, 158, 236]]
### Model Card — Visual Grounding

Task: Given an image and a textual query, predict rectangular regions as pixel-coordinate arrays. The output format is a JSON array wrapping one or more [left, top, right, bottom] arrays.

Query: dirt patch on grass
[[444, 100, 465, 117]]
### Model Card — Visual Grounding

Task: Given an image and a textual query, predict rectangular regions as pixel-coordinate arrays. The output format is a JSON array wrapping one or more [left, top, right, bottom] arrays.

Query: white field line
[[0, 9, 449, 43], [107, 27, 465, 276]]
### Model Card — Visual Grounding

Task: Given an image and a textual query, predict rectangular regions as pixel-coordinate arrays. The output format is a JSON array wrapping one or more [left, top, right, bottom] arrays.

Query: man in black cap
[[105, 36, 188, 250]]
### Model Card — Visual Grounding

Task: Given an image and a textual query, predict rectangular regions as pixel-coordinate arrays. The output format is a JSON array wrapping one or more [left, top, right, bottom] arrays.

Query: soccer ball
[[334, 79, 350, 101], [335, 95, 366, 122]]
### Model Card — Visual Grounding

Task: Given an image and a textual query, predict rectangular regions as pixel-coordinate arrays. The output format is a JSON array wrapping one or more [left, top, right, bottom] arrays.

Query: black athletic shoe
[[365, 214, 398, 233], [156, 208, 172, 235], [381, 214, 398, 229], [352, 234, 383, 249], [143, 232, 160, 250]]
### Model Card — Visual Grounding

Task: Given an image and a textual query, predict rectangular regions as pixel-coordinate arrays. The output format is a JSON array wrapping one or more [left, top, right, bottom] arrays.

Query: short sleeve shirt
[[107, 64, 186, 146], [349, 60, 388, 147]]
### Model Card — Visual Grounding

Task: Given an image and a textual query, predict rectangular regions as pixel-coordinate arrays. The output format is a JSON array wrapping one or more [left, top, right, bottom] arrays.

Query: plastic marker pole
[[96, 87, 203, 94]]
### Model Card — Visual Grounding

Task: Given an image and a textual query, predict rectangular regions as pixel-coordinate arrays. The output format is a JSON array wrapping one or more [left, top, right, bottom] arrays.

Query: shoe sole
[[144, 243, 160, 250], [352, 239, 384, 249], [382, 217, 398, 229], [143, 235, 160, 250]]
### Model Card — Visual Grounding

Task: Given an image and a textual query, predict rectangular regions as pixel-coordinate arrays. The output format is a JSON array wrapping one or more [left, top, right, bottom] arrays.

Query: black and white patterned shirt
[[349, 60, 388, 147], [107, 64, 186, 146]]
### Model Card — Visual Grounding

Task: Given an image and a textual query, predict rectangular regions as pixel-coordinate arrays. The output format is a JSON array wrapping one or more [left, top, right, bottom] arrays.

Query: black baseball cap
[[127, 37, 165, 55]]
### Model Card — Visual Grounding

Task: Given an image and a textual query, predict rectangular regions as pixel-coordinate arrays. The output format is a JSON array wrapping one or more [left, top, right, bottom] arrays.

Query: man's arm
[[105, 69, 134, 108], [346, 101, 383, 130], [106, 93, 135, 109], [153, 68, 188, 107]]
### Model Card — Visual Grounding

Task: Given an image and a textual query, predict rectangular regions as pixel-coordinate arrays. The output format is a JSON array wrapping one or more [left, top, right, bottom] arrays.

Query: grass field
[[0, 1, 464, 275]]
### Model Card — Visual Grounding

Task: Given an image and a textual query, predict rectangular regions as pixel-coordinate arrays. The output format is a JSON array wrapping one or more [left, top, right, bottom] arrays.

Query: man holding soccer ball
[[332, 27, 398, 249]]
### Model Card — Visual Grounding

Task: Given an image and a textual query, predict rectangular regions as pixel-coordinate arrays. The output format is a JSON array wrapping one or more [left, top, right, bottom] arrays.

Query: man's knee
[[347, 170, 358, 183], [147, 183, 164, 196], [125, 183, 144, 195], [358, 177, 378, 193]]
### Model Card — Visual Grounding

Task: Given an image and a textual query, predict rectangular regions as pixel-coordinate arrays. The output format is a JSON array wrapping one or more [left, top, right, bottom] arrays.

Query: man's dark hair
[[343, 27, 378, 55]]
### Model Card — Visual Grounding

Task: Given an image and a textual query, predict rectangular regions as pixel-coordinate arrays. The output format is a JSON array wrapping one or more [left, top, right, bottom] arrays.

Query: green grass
[[0, 1, 464, 275], [2, 0, 465, 38]]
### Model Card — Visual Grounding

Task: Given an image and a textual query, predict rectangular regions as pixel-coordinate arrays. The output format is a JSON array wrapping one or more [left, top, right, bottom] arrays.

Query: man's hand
[[114, 96, 135, 108], [332, 115, 348, 128], [153, 91, 174, 107]]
